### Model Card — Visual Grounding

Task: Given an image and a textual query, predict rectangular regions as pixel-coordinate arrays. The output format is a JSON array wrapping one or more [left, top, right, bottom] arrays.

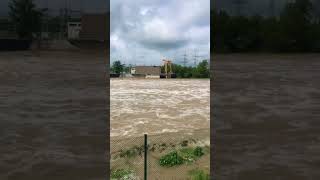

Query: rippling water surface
[[0, 51, 106, 180], [111, 79, 210, 138]]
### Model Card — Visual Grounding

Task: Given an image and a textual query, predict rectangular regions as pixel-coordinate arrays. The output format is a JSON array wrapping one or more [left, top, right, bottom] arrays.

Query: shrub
[[180, 148, 196, 163], [194, 146, 204, 157], [159, 151, 183, 167], [111, 169, 135, 180]]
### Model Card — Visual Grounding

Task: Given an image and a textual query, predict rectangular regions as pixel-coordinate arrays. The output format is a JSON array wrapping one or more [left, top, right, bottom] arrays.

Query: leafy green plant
[[159, 146, 206, 167], [189, 169, 209, 180], [194, 146, 204, 157], [179, 148, 196, 163], [159, 151, 183, 167], [179, 146, 205, 163], [111, 169, 135, 180]]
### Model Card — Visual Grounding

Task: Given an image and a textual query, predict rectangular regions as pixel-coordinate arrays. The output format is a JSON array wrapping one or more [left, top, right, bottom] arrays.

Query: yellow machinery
[[162, 59, 173, 78]]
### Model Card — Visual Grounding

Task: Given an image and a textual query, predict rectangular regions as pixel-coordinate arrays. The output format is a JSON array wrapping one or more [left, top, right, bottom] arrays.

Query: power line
[[269, 0, 275, 17], [182, 49, 188, 67], [193, 49, 201, 67]]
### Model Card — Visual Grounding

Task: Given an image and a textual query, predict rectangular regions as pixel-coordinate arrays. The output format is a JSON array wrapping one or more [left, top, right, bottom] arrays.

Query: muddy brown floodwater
[[0, 51, 107, 180], [111, 79, 210, 138], [110, 79, 210, 179], [213, 54, 320, 180]]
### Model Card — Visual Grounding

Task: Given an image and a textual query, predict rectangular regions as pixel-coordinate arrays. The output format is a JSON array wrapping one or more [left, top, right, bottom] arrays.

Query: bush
[[159, 151, 183, 167], [111, 169, 136, 180], [159, 147, 206, 167], [194, 146, 204, 157]]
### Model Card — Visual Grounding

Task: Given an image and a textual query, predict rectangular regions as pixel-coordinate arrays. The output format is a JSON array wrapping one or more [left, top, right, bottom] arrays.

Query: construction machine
[[162, 59, 173, 78]]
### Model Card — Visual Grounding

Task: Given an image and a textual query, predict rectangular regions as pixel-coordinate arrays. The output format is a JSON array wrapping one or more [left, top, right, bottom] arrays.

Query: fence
[[110, 130, 210, 180]]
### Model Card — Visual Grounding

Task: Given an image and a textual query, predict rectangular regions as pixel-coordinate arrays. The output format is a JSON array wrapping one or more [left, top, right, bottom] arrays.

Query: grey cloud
[[138, 38, 188, 51], [111, 0, 210, 65]]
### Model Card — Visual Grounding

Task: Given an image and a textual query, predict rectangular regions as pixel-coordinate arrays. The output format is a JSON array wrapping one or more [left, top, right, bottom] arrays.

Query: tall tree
[[196, 60, 210, 78], [9, 0, 44, 40], [111, 61, 124, 74], [279, 0, 313, 51]]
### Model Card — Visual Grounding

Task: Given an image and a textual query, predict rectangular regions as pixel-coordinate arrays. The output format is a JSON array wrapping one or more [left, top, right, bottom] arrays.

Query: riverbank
[[111, 129, 210, 179]]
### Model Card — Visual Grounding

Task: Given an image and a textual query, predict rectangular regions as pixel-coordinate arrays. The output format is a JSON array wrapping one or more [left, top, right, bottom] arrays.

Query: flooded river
[[110, 79, 210, 138], [0, 51, 107, 180], [213, 54, 320, 179]]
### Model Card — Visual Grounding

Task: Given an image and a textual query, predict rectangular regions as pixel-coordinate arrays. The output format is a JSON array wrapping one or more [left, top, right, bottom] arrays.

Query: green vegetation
[[193, 146, 205, 157], [159, 151, 184, 167], [9, 0, 45, 40], [180, 146, 205, 164], [110, 169, 135, 180], [189, 169, 210, 180], [111, 61, 125, 74], [213, 0, 320, 53], [111, 59, 209, 78], [166, 60, 210, 78], [180, 148, 198, 163], [159, 146, 205, 167]]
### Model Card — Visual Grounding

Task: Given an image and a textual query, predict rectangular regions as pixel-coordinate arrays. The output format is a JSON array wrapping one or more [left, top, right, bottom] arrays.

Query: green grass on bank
[[159, 146, 205, 167], [189, 169, 210, 180], [110, 169, 136, 180]]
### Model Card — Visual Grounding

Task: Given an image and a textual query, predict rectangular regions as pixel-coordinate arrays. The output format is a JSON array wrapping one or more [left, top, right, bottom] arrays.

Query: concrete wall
[[80, 13, 108, 41], [135, 66, 161, 75]]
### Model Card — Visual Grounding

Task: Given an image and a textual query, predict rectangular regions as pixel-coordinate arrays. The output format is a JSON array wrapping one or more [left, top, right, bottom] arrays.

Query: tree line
[[9, 0, 45, 40], [212, 0, 320, 53], [111, 60, 210, 78], [7, 0, 79, 40]]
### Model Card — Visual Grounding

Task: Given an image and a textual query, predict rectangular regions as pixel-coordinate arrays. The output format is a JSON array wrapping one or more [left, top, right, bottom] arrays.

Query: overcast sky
[[110, 0, 210, 66]]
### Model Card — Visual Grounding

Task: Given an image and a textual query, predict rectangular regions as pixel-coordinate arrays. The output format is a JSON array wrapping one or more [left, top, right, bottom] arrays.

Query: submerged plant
[[119, 149, 137, 158], [119, 145, 144, 159]]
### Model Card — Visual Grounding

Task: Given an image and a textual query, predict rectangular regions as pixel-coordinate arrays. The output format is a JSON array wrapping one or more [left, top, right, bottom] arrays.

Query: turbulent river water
[[0, 51, 107, 180], [110, 79, 210, 138]]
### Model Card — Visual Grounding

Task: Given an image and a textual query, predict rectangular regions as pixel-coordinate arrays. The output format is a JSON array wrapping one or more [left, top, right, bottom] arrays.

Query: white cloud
[[110, 0, 210, 66]]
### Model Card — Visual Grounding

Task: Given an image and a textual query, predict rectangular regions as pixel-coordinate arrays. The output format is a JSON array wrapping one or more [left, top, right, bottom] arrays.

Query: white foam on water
[[111, 79, 210, 138], [161, 129, 179, 133]]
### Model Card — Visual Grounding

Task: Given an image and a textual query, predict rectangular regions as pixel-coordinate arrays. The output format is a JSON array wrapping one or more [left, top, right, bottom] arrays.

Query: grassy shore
[[110, 129, 210, 179]]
